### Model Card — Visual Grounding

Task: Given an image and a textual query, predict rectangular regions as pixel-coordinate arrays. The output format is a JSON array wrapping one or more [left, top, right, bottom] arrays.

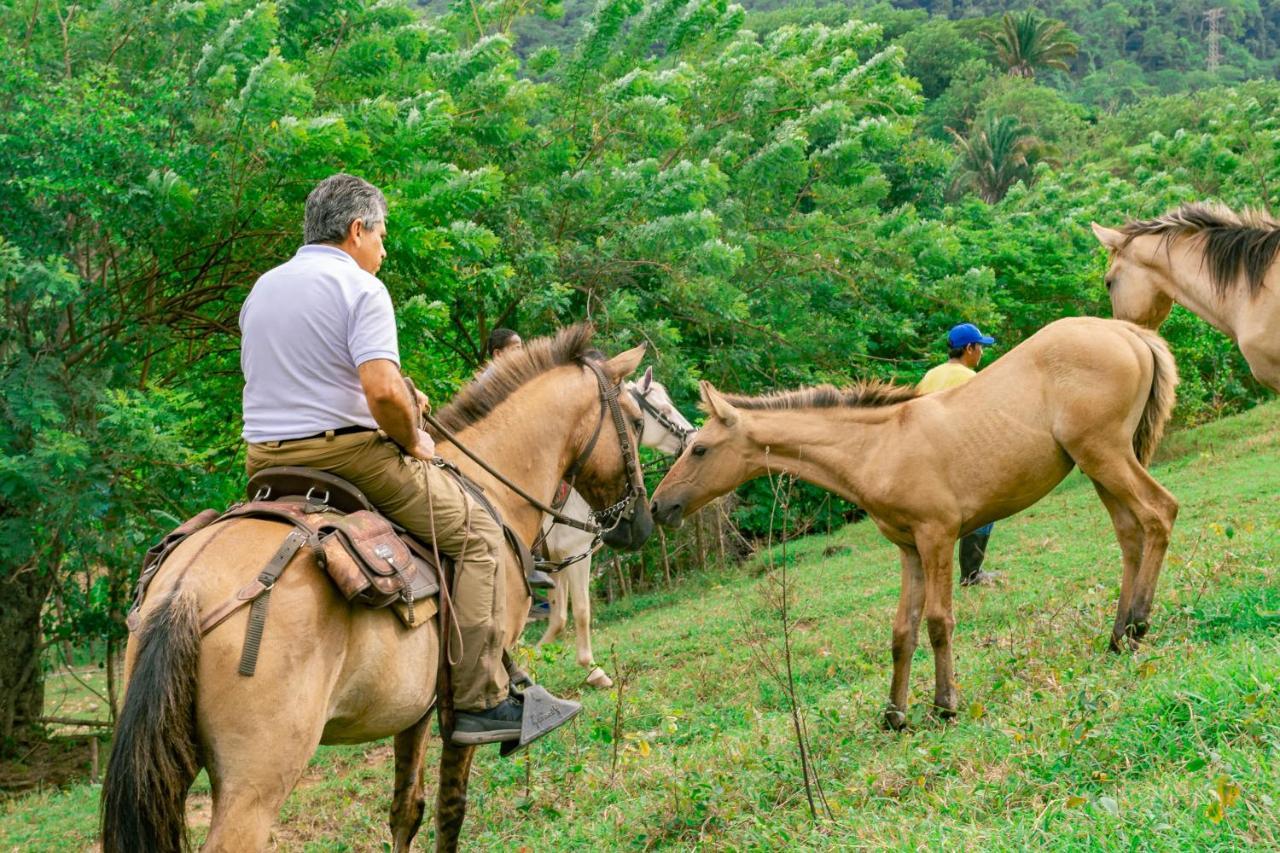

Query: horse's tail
[[1129, 325, 1179, 466], [101, 590, 201, 853]]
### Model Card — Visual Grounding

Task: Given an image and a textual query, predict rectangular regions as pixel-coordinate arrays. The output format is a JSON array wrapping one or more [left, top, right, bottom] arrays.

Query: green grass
[[3, 402, 1278, 851]]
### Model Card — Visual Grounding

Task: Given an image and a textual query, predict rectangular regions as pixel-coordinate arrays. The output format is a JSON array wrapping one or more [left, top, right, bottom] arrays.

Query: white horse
[[536, 368, 695, 687]]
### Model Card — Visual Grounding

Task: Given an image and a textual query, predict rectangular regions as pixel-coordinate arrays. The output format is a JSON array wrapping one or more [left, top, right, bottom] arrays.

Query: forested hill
[[507, 0, 1280, 102]]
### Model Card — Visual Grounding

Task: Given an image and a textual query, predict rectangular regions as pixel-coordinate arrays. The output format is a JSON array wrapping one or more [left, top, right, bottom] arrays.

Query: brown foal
[[651, 317, 1180, 729]]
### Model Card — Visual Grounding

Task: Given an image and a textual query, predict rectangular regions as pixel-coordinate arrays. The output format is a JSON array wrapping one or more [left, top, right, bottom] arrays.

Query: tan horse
[[1093, 203, 1280, 391], [651, 317, 1179, 729], [101, 327, 653, 852]]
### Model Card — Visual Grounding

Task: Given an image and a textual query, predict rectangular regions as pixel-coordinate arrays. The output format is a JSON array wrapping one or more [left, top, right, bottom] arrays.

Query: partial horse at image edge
[[1094, 202, 1280, 392]]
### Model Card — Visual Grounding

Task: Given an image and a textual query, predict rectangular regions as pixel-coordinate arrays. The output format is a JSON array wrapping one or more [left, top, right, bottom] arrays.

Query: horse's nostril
[[652, 500, 682, 520]]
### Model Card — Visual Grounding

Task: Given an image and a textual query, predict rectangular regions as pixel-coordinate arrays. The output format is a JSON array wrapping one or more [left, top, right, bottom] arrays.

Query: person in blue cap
[[918, 322, 998, 585], [917, 322, 995, 394]]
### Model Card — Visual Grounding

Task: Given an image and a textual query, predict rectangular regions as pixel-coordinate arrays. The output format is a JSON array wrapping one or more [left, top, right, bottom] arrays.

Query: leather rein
[[423, 358, 647, 538]]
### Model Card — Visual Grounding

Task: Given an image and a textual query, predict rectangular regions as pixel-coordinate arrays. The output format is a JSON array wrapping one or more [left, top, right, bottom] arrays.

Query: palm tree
[[950, 114, 1038, 204], [982, 10, 1079, 79]]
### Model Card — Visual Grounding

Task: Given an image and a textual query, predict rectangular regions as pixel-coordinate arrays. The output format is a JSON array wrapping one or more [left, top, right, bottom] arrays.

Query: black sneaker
[[452, 697, 524, 745]]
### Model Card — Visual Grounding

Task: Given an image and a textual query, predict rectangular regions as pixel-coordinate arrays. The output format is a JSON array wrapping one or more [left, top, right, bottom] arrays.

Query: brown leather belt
[[277, 425, 375, 444]]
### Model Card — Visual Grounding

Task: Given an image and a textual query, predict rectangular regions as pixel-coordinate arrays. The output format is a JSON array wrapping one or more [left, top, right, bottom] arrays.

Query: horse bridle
[[553, 358, 648, 535], [420, 357, 646, 547], [630, 385, 694, 456], [532, 372, 695, 573]]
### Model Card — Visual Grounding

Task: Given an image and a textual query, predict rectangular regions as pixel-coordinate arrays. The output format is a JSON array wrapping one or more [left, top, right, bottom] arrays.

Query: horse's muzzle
[[650, 498, 685, 529], [601, 500, 654, 550]]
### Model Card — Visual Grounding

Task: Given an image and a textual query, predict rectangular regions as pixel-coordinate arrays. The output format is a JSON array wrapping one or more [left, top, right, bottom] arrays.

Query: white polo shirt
[[239, 244, 400, 443]]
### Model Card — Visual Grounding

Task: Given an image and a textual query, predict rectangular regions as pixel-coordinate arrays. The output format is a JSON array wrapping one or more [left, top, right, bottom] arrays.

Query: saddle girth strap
[[237, 587, 272, 677], [234, 528, 308, 677]]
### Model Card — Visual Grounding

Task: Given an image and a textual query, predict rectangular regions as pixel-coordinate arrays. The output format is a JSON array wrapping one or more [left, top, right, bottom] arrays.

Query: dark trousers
[[959, 523, 994, 584]]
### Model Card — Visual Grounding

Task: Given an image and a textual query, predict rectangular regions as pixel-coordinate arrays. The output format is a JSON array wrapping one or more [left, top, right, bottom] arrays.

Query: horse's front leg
[[886, 545, 925, 730], [568, 555, 612, 688], [536, 573, 568, 649], [918, 530, 959, 718], [434, 741, 477, 852], [390, 710, 434, 853]]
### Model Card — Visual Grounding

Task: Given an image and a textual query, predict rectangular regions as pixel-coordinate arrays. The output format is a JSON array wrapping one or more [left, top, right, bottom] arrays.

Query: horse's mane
[[433, 324, 596, 434], [718, 380, 917, 413], [1121, 202, 1280, 298]]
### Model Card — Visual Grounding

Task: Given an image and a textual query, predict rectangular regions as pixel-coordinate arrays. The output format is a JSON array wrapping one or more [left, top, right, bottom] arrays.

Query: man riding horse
[[239, 172, 575, 745]]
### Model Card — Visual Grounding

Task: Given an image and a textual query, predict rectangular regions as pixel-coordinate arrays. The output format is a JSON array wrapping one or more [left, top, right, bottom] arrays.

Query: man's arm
[[358, 359, 435, 460]]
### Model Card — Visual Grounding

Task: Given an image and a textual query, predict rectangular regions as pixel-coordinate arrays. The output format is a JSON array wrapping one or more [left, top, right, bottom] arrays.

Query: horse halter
[[630, 386, 694, 456]]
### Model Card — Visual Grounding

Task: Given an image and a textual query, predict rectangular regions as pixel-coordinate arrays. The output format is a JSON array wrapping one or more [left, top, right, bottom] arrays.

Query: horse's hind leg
[[886, 545, 925, 730], [1079, 453, 1178, 650], [390, 710, 434, 853], [200, 626, 336, 851], [202, 719, 326, 852], [435, 742, 478, 853], [1091, 480, 1146, 652]]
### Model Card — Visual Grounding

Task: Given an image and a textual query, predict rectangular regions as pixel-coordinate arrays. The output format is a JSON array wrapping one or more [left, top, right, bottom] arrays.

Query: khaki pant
[[246, 431, 508, 711]]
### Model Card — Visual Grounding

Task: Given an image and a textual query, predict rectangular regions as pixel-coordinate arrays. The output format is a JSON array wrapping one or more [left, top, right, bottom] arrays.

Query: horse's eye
[[633, 418, 645, 433], [692, 445, 708, 457]]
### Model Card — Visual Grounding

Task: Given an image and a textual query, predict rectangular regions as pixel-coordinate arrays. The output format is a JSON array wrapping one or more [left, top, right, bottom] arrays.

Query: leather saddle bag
[[318, 510, 442, 626]]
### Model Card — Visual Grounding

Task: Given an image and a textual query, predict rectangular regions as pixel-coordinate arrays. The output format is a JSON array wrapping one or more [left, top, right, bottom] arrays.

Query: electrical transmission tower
[[1205, 8, 1224, 71]]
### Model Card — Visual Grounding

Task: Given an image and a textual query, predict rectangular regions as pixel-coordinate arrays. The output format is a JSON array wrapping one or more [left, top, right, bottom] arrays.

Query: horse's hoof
[[882, 707, 908, 731], [934, 704, 958, 721], [1109, 631, 1139, 653], [585, 666, 613, 689]]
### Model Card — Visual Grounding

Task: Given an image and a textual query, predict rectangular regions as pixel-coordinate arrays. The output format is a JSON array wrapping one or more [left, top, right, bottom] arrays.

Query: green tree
[[949, 113, 1037, 202], [981, 10, 1079, 79], [918, 57, 997, 140], [896, 17, 985, 99], [976, 76, 1088, 155]]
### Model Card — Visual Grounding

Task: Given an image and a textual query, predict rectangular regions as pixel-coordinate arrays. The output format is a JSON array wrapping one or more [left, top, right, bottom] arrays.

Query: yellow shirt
[[917, 361, 976, 395]]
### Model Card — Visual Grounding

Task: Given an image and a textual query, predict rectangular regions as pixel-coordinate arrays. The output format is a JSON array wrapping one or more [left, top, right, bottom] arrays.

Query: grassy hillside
[[3, 402, 1277, 850]]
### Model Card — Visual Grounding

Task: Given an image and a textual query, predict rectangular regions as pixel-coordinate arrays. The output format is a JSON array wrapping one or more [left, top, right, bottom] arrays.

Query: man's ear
[[700, 381, 739, 428], [603, 343, 647, 383], [1091, 222, 1124, 249], [640, 366, 654, 393]]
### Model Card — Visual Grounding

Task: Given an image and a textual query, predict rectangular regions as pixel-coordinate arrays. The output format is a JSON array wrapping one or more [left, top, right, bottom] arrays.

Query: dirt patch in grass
[[0, 736, 106, 797]]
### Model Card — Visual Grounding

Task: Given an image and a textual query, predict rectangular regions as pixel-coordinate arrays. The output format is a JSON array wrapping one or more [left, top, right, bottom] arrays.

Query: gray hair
[[303, 173, 387, 244]]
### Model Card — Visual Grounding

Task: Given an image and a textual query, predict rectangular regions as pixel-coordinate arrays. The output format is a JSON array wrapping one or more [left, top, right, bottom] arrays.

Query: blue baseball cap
[[947, 323, 995, 348]]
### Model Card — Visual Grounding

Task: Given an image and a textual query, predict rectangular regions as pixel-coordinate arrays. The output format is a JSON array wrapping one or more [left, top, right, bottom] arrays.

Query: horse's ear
[[1091, 222, 1124, 249], [700, 381, 739, 428], [603, 343, 647, 383], [640, 366, 654, 393]]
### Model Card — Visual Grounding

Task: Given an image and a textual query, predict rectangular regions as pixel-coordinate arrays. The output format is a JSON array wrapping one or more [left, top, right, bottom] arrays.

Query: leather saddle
[[247, 466, 376, 514], [126, 467, 445, 641]]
